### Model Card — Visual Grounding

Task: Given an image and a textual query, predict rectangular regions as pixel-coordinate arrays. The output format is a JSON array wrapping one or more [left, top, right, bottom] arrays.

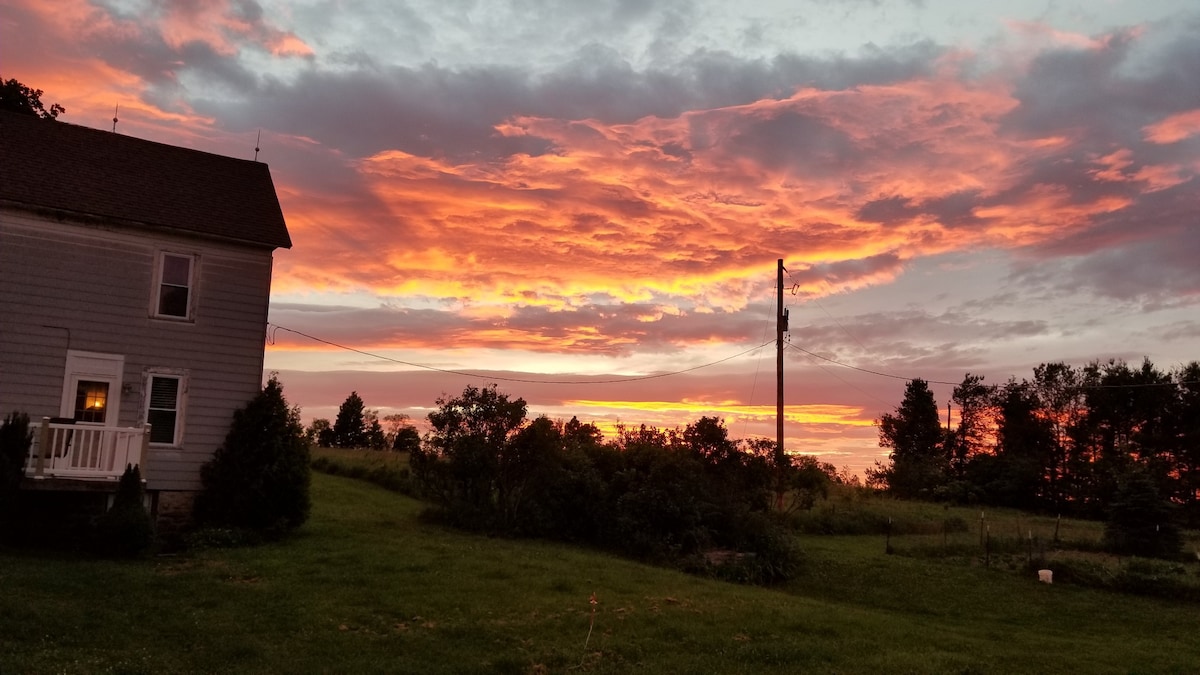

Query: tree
[[194, 376, 311, 536], [382, 413, 422, 452], [1171, 362, 1200, 524], [869, 379, 947, 499], [1103, 466, 1182, 559], [332, 391, 367, 448], [1030, 362, 1085, 508], [948, 373, 995, 477], [383, 413, 410, 446], [363, 409, 387, 450], [0, 77, 65, 119], [306, 418, 334, 447], [412, 384, 527, 522], [392, 426, 421, 453], [984, 380, 1056, 510]]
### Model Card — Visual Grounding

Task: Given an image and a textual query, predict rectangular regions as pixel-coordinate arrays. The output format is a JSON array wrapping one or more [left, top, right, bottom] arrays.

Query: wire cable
[[786, 342, 1200, 390], [268, 323, 774, 385], [786, 342, 962, 385]]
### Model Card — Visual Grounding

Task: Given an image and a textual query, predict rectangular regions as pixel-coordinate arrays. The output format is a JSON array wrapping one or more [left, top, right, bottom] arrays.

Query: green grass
[[2, 474, 1200, 674], [310, 446, 414, 495]]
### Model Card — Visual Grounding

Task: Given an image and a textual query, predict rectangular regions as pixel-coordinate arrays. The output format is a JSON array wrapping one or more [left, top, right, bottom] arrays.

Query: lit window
[[155, 252, 195, 319], [147, 375, 183, 445], [73, 380, 109, 423]]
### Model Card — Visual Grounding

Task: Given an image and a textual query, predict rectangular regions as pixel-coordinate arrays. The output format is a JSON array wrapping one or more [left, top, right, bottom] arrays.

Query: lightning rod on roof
[[112, 104, 119, 133], [254, 129, 261, 161]]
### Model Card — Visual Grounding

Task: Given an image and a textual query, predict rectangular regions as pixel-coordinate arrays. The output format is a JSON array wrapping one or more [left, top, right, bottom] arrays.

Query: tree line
[[306, 391, 420, 452], [869, 358, 1200, 527]]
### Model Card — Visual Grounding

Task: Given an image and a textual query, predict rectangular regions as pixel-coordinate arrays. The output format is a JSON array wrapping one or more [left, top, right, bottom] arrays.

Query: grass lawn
[[2, 473, 1198, 674]]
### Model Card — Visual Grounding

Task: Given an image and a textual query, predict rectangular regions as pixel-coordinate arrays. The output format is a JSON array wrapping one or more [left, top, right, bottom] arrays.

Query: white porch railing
[[26, 417, 150, 480]]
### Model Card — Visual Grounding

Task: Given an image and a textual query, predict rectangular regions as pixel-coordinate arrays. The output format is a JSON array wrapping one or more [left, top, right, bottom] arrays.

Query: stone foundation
[[153, 490, 198, 535]]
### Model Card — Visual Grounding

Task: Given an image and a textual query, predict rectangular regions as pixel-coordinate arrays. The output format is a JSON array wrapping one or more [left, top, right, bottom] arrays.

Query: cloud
[[7, 1, 1200, 474]]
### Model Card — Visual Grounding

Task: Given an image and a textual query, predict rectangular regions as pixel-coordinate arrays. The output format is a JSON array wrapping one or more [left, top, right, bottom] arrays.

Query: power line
[[792, 348, 897, 409], [741, 279, 779, 439], [268, 323, 774, 385], [787, 342, 962, 386], [786, 342, 1200, 390]]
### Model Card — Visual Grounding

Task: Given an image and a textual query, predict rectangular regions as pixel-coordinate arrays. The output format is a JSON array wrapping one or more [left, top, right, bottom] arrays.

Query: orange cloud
[[1144, 109, 1200, 144]]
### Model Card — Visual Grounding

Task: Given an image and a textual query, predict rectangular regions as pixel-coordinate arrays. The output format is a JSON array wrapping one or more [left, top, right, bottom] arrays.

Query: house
[[0, 111, 291, 528]]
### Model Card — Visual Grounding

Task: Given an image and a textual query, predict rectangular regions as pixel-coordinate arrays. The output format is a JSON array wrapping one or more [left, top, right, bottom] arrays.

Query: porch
[[24, 417, 149, 485]]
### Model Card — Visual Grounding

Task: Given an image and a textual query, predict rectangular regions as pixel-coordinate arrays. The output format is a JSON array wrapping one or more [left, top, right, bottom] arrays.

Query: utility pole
[[777, 259, 786, 459]]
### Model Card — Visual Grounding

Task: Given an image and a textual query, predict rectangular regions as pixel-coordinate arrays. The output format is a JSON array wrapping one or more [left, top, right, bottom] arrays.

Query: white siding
[[0, 210, 275, 490]]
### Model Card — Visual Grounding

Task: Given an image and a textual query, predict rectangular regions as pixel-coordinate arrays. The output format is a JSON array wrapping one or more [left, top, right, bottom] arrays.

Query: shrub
[[0, 412, 33, 534], [1045, 556, 1200, 602], [93, 464, 153, 556], [193, 376, 311, 537], [1103, 467, 1182, 559]]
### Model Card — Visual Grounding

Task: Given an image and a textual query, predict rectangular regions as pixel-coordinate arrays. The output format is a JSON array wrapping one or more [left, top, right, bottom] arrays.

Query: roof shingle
[[0, 111, 291, 249]]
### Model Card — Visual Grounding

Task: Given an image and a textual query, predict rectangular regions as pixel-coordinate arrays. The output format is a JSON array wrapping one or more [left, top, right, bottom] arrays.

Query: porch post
[[35, 417, 50, 477], [138, 423, 151, 472]]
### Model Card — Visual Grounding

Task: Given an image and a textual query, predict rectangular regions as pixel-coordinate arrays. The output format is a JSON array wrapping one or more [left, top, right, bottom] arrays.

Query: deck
[[24, 417, 149, 484]]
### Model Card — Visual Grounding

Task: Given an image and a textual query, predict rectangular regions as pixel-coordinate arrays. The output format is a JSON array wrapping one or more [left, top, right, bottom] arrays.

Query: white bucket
[[1038, 569, 1053, 584]]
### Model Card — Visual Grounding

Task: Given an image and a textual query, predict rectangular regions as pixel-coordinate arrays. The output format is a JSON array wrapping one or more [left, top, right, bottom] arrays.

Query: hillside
[[1, 473, 1197, 673]]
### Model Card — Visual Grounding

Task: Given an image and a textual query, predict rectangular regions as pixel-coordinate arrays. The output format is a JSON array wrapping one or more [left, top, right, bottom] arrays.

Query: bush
[[1045, 556, 1200, 602], [0, 412, 33, 535], [193, 376, 311, 537], [409, 392, 804, 584], [93, 464, 153, 556], [1103, 468, 1182, 559]]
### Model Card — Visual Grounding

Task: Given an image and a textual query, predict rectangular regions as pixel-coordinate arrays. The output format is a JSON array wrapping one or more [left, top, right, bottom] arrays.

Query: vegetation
[[92, 464, 153, 557], [0, 76, 65, 119], [194, 376, 311, 537], [1103, 466, 1182, 559], [409, 385, 805, 583], [311, 446, 415, 496], [867, 359, 1200, 553], [309, 392, 392, 450], [867, 378, 946, 499], [0, 412, 33, 536], [2, 473, 1199, 674]]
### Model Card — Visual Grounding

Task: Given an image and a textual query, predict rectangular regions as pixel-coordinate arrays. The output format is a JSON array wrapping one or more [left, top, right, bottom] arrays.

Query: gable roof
[[0, 111, 291, 249]]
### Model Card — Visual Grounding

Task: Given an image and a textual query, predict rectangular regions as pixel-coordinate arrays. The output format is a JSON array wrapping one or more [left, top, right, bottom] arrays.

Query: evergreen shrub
[[93, 464, 153, 556], [194, 376, 311, 538]]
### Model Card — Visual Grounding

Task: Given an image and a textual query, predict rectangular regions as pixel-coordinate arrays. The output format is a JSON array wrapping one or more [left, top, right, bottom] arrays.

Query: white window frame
[[151, 251, 198, 321], [143, 370, 188, 447]]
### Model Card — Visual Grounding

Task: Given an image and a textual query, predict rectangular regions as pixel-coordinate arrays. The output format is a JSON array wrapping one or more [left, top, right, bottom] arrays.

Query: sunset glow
[[5, 0, 1198, 474]]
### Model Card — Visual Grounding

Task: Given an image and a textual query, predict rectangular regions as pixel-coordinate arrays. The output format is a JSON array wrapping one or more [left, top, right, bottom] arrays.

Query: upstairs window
[[154, 252, 196, 320], [146, 373, 185, 445]]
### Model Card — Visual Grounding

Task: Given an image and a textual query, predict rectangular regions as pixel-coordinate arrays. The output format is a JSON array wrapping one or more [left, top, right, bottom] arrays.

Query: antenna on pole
[[254, 129, 261, 161], [112, 104, 119, 133]]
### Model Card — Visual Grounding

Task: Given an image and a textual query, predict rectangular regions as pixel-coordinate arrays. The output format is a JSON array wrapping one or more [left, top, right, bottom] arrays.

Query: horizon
[[4, 0, 1198, 475]]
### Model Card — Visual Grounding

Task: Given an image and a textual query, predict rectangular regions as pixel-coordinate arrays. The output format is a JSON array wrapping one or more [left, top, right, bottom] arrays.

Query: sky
[[3, 0, 1199, 474]]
